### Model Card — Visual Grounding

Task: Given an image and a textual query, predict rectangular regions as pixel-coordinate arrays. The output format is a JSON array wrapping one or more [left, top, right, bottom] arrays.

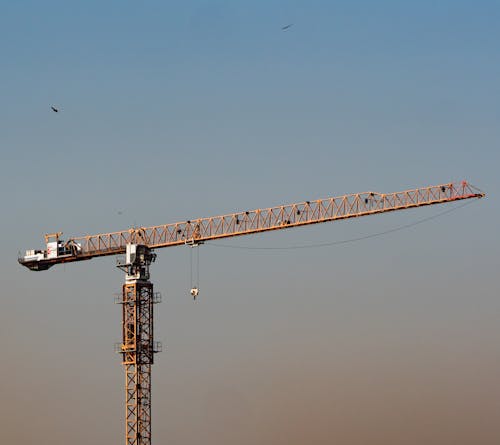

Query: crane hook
[[190, 287, 199, 299]]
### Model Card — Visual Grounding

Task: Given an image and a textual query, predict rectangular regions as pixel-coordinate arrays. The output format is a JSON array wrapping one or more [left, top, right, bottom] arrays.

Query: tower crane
[[18, 180, 484, 445]]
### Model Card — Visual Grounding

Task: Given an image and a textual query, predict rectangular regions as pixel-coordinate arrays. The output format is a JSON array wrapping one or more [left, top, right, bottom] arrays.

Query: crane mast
[[116, 245, 160, 445], [18, 180, 484, 445]]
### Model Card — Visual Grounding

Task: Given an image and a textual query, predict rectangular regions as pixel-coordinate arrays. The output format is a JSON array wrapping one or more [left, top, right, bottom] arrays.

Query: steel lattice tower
[[117, 245, 160, 445]]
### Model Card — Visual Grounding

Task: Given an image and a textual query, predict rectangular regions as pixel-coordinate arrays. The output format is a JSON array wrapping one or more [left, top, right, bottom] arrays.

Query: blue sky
[[1, 1, 499, 444]]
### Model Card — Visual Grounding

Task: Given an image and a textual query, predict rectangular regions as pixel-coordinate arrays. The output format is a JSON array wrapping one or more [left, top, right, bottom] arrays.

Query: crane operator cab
[[19, 232, 82, 271]]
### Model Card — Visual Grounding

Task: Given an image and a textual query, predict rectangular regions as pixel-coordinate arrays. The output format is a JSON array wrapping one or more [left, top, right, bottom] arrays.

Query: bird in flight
[[51, 106, 59, 113], [281, 24, 293, 31]]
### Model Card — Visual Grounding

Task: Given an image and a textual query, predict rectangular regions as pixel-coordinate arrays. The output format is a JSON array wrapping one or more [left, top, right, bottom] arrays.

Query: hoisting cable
[[196, 244, 200, 289], [187, 241, 201, 299], [189, 244, 193, 286], [205, 199, 478, 251]]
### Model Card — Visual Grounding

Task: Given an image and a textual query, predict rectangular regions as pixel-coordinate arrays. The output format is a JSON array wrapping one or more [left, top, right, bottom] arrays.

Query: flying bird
[[51, 106, 59, 113], [281, 24, 293, 31]]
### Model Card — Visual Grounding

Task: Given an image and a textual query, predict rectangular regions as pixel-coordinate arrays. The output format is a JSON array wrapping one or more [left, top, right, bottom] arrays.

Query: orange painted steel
[[25, 181, 484, 269], [116, 245, 161, 445], [120, 281, 157, 445], [18, 179, 485, 445]]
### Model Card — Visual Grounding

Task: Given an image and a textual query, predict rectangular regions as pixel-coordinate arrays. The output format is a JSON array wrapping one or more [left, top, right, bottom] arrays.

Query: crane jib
[[18, 181, 484, 271]]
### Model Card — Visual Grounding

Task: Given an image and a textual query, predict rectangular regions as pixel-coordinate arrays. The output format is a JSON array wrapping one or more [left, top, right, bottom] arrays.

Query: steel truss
[[35, 182, 486, 265], [117, 246, 160, 445]]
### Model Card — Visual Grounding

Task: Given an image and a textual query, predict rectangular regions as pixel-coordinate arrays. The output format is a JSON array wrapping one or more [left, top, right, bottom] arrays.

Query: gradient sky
[[1, 1, 499, 444]]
